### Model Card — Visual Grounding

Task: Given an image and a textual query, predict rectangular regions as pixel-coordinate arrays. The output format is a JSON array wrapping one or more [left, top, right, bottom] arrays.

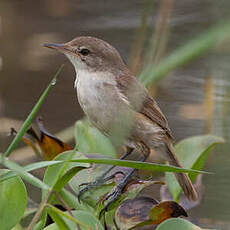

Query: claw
[[77, 171, 125, 203], [99, 167, 140, 219], [79, 182, 90, 187], [77, 181, 97, 202], [99, 182, 124, 219], [77, 187, 87, 203]]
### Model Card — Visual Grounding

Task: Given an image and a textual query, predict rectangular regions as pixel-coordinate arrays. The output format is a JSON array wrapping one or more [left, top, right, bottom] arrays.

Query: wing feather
[[116, 73, 173, 139]]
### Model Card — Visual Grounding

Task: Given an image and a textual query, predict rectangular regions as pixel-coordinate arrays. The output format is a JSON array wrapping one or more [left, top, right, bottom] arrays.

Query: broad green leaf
[[43, 151, 92, 214], [43, 151, 89, 199], [69, 160, 114, 206], [71, 210, 104, 230], [44, 210, 104, 230], [58, 188, 94, 212], [43, 151, 89, 188], [166, 135, 224, 200], [4, 65, 64, 157], [156, 218, 218, 230], [53, 166, 87, 192], [71, 179, 114, 207], [75, 119, 116, 157], [11, 224, 24, 230], [0, 169, 27, 230]]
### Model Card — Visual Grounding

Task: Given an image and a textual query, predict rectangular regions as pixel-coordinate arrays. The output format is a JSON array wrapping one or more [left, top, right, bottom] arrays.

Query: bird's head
[[44, 36, 127, 74]]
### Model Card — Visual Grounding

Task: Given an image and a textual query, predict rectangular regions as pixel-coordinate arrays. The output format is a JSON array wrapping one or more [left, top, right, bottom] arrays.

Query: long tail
[[166, 141, 198, 201]]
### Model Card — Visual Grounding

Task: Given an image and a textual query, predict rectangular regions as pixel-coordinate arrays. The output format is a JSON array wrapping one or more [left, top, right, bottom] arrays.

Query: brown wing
[[116, 73, 173, 139], [141, 95, 173, 139]]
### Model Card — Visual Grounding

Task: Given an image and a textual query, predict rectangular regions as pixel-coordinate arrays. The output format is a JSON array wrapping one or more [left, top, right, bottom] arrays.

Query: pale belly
[[75, 71, 132, 136]]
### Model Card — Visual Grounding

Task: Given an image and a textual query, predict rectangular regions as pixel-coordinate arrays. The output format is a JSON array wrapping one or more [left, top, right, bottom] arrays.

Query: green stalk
[[139, 22, 230, 86], [5, 65, 64, 157], [27, 192, 51, 230], [0, 154, 49, 190]]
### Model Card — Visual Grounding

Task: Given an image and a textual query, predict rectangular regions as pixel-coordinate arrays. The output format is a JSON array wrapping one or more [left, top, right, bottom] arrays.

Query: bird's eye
[[79, 48, 90, 56]]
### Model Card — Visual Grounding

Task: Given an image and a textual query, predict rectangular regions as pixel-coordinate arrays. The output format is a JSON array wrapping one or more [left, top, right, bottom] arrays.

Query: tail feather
[[166, 142, 198, 201]]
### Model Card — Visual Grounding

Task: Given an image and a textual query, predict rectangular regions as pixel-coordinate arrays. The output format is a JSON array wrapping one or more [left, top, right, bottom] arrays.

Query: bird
[[44, 36, 197, 210]]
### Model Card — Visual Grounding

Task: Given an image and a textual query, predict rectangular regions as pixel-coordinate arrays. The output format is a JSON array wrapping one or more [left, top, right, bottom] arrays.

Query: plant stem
[[140, 22, 230, 85], [27, 191, 51, 230], [54, 191, 73, 217], [5, 65, 64, 157]]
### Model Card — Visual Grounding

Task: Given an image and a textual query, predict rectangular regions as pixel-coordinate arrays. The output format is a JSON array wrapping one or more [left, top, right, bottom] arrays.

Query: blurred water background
[[0, 0, 230, 229]]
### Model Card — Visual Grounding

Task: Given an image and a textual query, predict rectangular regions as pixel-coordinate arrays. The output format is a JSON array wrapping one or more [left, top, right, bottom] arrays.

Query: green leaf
[[139, 22, 230, 85], [68, 157, 209, 174], [75, 119, 116, 157], [156, 218, 218, 230], [53, 166, 87, 192], [11, 224, 24, 230], [68, 155, 208, 206], [71, 210, 104, 230], [0, 149, 208, 188], [44, 210, 104, 230], [42, 151, 91, 212], [69, 160, 114, 206], [43, 224, 57, 230], [166, 135, 224, 200], [33, 219, 47, 230], [58, 188, 94, 212], [0, 155, 49, 191], [71, 178, 114, 207], [4, 65, 64, 157], [43, 151, 89, 188], [47, 208, 71, 230], [0, 151, 207, 187], [0, 169, 27, 230], [0, 161, 64, 183], [43, 150, 89, 206]]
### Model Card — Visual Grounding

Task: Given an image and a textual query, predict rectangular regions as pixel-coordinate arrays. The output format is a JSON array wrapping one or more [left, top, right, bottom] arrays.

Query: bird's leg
[[77, 148, 134, 201], [99, 146, 150, 218]]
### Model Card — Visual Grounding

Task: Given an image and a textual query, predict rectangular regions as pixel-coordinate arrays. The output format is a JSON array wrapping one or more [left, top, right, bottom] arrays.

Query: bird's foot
[[77, 171, 125, 202], [99, 181, 126, 219], [99, 168, 136, 219]]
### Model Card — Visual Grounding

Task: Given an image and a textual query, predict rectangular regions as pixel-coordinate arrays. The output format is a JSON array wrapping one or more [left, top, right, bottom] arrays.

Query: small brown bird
[[44, 36, 197, 205]]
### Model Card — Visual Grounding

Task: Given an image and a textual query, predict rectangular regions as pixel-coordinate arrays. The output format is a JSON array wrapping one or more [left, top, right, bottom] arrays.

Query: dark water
[[1, 0, 230, 228]]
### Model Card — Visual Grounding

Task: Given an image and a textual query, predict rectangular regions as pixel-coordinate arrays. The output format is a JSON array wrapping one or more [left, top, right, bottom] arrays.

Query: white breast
[[75, 70, 118, 131], [75, 70, 116, 101]]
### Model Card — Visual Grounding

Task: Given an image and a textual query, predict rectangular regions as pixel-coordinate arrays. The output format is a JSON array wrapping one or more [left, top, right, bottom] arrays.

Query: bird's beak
[[43, 43, 72, 54]]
